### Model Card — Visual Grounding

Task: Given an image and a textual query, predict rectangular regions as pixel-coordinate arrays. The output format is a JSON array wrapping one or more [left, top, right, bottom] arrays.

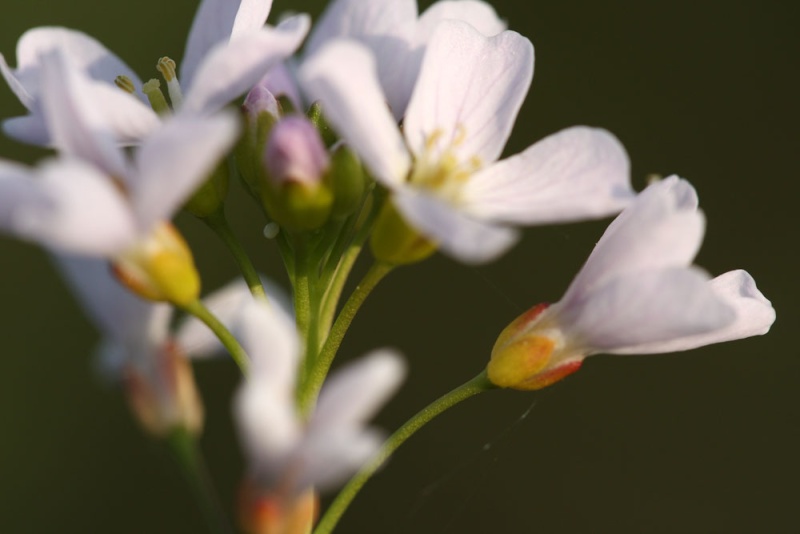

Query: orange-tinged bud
[[124, 341, 204, 438], [239, 483, 318, 534], [112, 222, 201, 306], [487, 302, 584, 390]]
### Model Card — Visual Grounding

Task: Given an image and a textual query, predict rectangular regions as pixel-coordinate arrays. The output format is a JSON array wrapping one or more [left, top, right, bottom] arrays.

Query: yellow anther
[[156, 57, 178, 82], [452, 124, 467, 147], [425, 129, 444, 151], [114, 75, 136, 94]]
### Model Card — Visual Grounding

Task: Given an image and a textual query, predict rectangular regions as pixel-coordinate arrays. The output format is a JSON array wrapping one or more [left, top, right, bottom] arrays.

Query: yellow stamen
[[157, 56, 184, 108], [114, 75, 136, 94]]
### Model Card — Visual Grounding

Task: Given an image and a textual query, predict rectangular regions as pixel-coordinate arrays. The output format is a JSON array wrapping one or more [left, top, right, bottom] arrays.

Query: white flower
[[234, 300, 405, 498], [0, 0, 309, 145], [487, 177, 776, 390], [0, 52, 238, 257], [56, 255, 256, 435], [299, 20, 632, 263], [303, 0, 507, 119]]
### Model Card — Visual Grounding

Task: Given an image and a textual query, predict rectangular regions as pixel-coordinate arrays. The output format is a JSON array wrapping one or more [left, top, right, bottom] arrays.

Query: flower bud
[[243, 82, 281, 123], [124, 341, 204, 438], [112, 222, 201, 306], [370, 201, 437, 265], [239, 483, 318, 534], [487, 303, 584, 390], [260, 116, 333, 231], [326, 144, 366, 219], [237, 83, 281, 200]]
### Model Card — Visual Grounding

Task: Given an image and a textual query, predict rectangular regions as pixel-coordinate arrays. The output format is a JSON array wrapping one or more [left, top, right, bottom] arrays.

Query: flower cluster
[[0, 0, 775, 533]]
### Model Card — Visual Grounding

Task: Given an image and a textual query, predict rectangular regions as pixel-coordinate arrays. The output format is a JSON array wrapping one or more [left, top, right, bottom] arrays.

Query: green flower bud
[[370, 201, 437, 265], [326, 144, 366, 219]]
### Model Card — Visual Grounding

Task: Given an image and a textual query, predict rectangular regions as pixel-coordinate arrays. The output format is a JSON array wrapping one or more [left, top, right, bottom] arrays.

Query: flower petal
[[0, 158, 137, 255], [313, 350, 405, 428], [293, 427, 384, 492], [38, 51, 128, 176], [129, 111, 239, 231], [182, 15, 310, 115], [305, 0, 418, 118], [234, 300, 299, 391], [558, 267, 735, 352], [404, 21, 533, 165], [462, 127, 633, 224], [11, 26, 144, 101], [298, 39, 411, 186], [176, 277, 291, 359], [181, 0, 274, 87], [55, 254, 171, 343], [611, 270, 776, 354], [416, 1, 506, 42], [0, 53, 35, 109], [2, 115, 51, 145], [393, 187, 519, 263], [564, 176, 705, 302]]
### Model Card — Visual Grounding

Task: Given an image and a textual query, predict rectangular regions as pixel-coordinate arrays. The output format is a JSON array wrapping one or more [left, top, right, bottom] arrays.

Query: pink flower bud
[[264, 116, 329, 187], [243, 82, 280, 121]]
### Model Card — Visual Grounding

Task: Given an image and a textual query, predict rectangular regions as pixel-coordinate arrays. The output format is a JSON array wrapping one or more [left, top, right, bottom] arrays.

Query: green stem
[[180, 299, 250, 376], [313, 371, 496, 534], [299, 261, 393, 412], [166, 427, 233, 534], [203, 210, 266, 300]]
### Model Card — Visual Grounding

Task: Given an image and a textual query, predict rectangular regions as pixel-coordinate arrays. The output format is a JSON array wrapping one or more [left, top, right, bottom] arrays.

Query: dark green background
[[0, 1, 797, 532]]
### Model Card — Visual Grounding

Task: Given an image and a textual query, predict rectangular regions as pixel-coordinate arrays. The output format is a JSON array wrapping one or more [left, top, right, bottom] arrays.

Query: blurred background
[[0, 0, 797, 532]]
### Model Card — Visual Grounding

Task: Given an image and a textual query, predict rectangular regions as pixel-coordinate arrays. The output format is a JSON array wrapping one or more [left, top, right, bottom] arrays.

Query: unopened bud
[[370, 201, 437, 265], [326, 144, 366, 219], [487, 303, 583, 390], [112, 222, 201, 306], [237, 83, 281, 200], [239, 484, 318, 534], [243, 83, 281, 122], [124, 341, 204, 438], [260, 116, 333, 230]]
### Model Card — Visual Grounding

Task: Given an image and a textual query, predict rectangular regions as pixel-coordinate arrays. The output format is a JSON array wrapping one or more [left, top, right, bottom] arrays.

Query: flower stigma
[[408, 125, 482, 202]]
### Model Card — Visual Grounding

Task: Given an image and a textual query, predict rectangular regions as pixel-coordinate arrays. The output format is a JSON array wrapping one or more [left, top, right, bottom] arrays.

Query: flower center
[[114, 56, 185, 115], [408, 125, 482, 202]]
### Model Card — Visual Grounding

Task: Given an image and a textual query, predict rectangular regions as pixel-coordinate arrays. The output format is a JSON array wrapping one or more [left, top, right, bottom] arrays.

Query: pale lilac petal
[[12, 26, 143, 100], [182, 15, 310, 115], [564, 177, 705, 302], [298, 40, 411, 186], [177, 277, 291, 359], [462, 127, 633, 224], [0, 53, 35, 108], [234, 300, 299, 390], [181, 0, 274, 87], [55, 254, 171, 343], [612, 270, 776, 354], [416, 1, 506, 42], [393, 188, 519, 263], [235, 375, 300, 481], [130, 112, 239, 231], [558, 267, 735, 352], [313, 350, 405, 427], [293, 427, 384, 492], [2, 115, 51, 145], [0, 158, 137, 255], [305, 0, 417, 118], [260, 62, 302, 109], [38, 52, 128, 177], [404, 21, 533, 165]]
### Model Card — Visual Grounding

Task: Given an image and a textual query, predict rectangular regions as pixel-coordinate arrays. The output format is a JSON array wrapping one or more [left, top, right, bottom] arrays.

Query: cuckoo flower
[[487, 177, 776, 390], [0, 53, 239, 303], [303, 0, 506, 119], [57, 256, 255, 436], [0, 0, 309, 145], [234, 300, 405, 532], [300, 20, 632, 263]]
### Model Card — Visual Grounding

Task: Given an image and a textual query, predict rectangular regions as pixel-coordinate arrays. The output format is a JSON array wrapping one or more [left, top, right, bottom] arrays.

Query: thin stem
[[166, 427, 233, 534], [203, 210, 266, 300], [313, 371, 496, 534], [299, 261, 393, 412], [180, 299, 250, 376]]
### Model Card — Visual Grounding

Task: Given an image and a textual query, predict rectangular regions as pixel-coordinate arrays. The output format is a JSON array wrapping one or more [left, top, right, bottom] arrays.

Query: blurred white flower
[[233, 299, 405, 519], [487, 176, 776, 390], [300, 20, 632, 263], [0, 0, 309, 145]]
